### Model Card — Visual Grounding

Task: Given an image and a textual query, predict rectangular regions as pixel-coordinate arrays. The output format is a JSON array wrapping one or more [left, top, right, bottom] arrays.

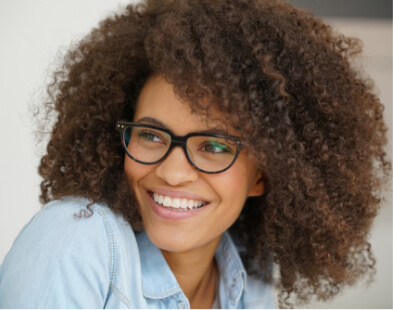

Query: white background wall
[[0, 1, 391, 308]]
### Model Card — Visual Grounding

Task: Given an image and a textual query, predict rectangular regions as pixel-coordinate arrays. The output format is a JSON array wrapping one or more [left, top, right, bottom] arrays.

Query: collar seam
[[143, 287, 183, 299]]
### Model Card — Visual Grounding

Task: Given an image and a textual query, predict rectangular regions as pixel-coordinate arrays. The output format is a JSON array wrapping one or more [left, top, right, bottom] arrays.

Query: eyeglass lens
[[123, 126, 237, 172]]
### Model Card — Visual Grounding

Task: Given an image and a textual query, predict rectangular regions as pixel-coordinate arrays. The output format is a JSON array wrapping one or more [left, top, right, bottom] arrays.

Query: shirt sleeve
[[0, 199, 111, 308]]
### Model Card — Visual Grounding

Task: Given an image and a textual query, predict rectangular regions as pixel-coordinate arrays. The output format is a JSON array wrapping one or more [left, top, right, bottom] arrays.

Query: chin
[[143, 224, 199, 253]]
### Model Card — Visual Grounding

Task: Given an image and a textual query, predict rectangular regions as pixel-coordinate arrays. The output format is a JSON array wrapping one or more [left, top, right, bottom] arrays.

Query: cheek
[[124, 157, 136, 181], [124, 157, 159, 213], [124, 157, 152, 190], [211, 162, 256, 206]]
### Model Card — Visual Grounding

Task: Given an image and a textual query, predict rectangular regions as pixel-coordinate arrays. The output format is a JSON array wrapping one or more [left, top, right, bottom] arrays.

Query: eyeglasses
[[116, 121, 244, 174]]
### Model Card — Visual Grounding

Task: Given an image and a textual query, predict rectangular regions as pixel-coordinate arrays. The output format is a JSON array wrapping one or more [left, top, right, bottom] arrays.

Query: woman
[[0, 0, 390, 308]]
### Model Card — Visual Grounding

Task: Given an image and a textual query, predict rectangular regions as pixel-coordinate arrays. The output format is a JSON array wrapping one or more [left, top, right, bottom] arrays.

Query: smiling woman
[[0, 0, 391, 309]]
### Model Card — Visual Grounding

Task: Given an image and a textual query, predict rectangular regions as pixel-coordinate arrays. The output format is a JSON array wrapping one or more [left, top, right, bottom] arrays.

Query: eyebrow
[[135, 116, 231, 136]]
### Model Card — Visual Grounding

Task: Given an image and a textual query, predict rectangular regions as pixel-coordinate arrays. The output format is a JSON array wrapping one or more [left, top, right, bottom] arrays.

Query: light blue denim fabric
[[0, 197, 275, 309]]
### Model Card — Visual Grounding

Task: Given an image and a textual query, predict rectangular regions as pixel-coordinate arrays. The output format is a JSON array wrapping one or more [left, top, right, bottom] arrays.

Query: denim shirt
[[0, 197, 275, 308]]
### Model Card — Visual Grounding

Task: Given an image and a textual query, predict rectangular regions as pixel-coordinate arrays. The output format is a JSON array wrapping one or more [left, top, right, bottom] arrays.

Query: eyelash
[[199, 141, 233, 154]]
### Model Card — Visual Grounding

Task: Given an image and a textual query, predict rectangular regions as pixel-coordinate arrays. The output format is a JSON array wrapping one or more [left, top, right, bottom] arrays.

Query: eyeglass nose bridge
[[164, 138, 193, 165], [170, 139, 187, 148]]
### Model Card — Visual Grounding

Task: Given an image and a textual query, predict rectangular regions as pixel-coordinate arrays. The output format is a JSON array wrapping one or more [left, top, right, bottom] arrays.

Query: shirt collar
[[215, 231, 247, 308], [135, 230, 182, 299], [136, 230, 247, 306]]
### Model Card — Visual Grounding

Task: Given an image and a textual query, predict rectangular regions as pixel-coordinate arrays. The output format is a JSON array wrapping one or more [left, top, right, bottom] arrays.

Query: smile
[[152, 192, 207, 211]]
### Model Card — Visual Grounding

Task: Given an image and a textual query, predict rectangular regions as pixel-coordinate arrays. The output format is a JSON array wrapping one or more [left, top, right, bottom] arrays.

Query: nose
[[155, 147, 198, 186]]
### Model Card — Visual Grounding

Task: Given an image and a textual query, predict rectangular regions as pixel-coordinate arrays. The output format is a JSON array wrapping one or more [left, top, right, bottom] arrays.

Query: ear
[[248, 169, 265, 197]]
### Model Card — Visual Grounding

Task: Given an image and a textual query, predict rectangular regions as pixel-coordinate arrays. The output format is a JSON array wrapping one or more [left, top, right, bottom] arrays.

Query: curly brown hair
[[37, 0, 391, 307]]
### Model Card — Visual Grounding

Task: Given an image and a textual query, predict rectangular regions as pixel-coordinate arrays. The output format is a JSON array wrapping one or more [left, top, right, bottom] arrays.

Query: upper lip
[[148, 187, 210, 202]]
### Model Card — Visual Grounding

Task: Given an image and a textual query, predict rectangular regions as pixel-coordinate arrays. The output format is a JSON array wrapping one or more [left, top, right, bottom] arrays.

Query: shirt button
[[177, 301, 185, 309]]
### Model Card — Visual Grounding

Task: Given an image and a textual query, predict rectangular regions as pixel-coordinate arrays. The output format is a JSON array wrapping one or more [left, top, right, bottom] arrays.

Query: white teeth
[[180, 199, 188, 208], [152, 193, 206, 211], [163, 196, 171, 207], [172, 198, 181, 208]]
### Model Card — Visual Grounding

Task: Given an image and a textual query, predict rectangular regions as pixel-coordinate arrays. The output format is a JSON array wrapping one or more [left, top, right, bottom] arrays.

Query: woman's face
[[124, 75, 264, 253]]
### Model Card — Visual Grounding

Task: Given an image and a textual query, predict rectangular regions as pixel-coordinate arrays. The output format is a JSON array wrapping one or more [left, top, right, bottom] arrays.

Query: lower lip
[[147, 192, 208, 221]]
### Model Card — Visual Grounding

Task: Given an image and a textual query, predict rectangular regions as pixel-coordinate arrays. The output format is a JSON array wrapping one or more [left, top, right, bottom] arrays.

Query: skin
[[124, 74, 264, 308]]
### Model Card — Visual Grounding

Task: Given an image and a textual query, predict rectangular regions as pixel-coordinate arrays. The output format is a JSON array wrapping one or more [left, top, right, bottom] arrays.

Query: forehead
[[134, 75, 237, 136]]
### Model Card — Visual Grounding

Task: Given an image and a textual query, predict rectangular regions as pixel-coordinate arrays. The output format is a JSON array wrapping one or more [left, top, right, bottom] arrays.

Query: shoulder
[[11, 196, 128, 255], [23, 196, 134, 248], [0, 196, 138, 308]]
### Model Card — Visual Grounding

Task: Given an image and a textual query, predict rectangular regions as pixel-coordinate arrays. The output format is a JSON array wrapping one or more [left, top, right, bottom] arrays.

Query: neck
[[161, 234, 221, 309]]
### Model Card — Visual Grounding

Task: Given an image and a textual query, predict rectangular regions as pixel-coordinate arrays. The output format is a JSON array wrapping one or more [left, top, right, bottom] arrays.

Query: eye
[[200, 140, 234, 154], [137, 130, 166, 144]]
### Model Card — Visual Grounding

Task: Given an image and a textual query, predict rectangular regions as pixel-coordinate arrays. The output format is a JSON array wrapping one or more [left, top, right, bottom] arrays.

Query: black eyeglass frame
[[116, 120, 244, 174]]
